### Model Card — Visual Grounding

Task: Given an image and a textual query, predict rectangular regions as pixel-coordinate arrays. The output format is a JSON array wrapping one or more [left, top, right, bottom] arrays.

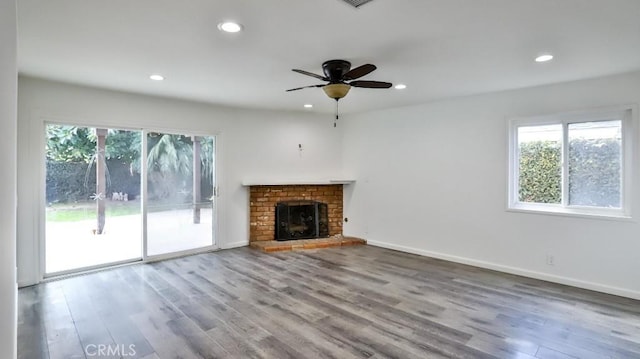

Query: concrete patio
[[46, 208, 213, 273]]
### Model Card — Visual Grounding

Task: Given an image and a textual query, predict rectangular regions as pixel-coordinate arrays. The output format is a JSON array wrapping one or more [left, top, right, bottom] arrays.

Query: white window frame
[[508, 105, 635, 220]]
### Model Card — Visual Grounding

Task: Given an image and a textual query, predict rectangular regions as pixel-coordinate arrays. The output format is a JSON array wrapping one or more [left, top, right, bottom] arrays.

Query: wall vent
[[341, 0, 374, 8]]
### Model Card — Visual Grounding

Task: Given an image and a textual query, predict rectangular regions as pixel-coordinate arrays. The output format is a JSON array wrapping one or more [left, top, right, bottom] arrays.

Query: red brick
[[249, 184, 345, 243], [264, 246, 288, 253]]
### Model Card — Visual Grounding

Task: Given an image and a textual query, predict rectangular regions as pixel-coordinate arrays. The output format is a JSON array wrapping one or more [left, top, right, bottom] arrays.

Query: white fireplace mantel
[[241, 179, 355, 186]]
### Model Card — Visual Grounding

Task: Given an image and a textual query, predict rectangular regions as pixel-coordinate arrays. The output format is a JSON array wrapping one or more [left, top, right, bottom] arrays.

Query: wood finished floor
[[18, 245, 640, 359]]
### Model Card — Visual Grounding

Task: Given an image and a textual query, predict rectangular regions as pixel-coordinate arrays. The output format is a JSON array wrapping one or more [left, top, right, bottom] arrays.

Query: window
[[509, 107, 633, 218]]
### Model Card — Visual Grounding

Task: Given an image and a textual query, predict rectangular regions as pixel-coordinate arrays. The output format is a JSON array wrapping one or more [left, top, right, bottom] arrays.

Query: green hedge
[[519, 139, 620, 207], [47, 159, 213, 204], [46, 160, 140, 203], [519, 141, 562, 204], [568, 138, 620, 207]]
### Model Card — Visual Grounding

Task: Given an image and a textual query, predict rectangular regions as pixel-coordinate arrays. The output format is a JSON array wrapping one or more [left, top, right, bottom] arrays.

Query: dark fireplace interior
[[275, 200, 329, 240]]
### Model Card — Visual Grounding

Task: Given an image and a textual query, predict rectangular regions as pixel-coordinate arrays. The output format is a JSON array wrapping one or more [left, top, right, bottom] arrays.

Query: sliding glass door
[[146, 132, 215, 256], [45, 125, 143, 273], [45, 124, 216, 274]]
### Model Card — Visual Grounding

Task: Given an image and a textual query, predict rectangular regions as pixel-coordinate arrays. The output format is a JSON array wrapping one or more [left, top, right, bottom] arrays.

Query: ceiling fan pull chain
[[334, 99, 339, 128]]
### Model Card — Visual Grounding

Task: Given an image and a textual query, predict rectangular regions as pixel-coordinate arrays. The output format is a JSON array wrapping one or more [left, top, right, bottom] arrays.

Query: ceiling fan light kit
[[322, 83, 351, 99]]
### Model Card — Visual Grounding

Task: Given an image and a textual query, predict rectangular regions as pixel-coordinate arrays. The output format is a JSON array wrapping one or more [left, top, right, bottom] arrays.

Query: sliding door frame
[[41, 120, 219, 279]]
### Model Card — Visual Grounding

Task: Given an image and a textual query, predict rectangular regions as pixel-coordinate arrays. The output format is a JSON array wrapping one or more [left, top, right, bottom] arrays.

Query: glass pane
[[146, 133, 215, 256], [568, 120, 622, 208], [517, 124, 562, 204], [46, 126, 142, 273]]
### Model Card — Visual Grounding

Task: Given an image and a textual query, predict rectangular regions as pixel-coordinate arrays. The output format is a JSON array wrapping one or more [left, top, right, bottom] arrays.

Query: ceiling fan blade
[[292, 69, 328, 81], [343, 64, 377, 80], [349, 80, 392, 88], [285, 84, 325, 92]]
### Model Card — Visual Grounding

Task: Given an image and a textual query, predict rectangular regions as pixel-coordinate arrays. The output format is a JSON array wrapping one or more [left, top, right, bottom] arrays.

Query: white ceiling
[[17, 0, 640, 114]]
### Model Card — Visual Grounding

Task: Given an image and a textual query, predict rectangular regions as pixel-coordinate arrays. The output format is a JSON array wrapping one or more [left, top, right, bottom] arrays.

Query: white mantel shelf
[[242, 179, 355, 186]]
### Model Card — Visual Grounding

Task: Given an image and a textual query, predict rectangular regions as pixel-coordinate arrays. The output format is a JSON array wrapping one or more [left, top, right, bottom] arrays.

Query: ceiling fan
[[286, 59, 392, 100]]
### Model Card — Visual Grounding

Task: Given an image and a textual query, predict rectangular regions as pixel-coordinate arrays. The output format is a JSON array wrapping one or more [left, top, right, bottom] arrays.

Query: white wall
[[17, 77, 343, 285], [0, 0, 18, 357], [342, 71, 640, 299], [17, 70, 640, 300]]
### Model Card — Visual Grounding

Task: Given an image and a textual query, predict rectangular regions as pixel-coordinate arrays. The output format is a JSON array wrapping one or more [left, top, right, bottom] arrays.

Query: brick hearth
[[250, 236, 366, 252]]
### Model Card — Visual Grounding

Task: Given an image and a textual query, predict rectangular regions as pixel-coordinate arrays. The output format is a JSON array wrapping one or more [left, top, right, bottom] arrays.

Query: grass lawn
[[46, 200, 207, 222], [46, 201, 141, 222]]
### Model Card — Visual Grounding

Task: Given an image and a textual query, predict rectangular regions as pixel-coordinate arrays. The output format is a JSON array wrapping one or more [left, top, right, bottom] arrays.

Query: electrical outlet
[[546, 254, 555, 266]]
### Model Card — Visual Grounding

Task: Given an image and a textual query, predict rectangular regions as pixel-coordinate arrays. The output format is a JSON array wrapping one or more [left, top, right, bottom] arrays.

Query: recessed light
[[149, 74, 164, 81], [304, 104, 313, 108], [535, 54, 554, 63], [218, 21, 243, 33], [394, 84, 407, 90]]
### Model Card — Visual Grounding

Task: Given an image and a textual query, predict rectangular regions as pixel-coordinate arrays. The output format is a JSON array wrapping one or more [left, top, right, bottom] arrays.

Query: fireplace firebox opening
[[275, 200, 329, 240]]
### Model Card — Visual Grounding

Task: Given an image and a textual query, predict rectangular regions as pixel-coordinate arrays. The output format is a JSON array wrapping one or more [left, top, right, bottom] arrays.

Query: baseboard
[[367, 240, 640, 301], [18, 278, 39, 288], [221, 240, 249, 250]]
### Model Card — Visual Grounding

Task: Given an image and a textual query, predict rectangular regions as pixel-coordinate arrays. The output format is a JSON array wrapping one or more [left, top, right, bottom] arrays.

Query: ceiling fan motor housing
[[323, 60, 352, 82]]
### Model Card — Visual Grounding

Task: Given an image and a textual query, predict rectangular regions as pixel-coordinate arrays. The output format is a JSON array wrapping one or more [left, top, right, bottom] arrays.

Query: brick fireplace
[[249, 184, 343, 242]]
